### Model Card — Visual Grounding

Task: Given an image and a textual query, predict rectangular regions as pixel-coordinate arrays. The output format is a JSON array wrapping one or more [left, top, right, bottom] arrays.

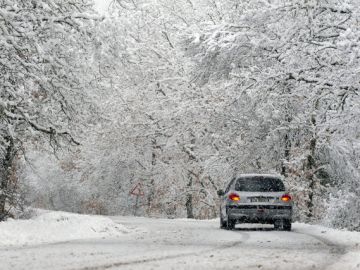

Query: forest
[[1, 0, 359, 230]]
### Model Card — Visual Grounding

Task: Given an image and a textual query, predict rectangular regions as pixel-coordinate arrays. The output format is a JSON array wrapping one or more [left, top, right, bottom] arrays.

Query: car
[[217, 174, 293, 231]]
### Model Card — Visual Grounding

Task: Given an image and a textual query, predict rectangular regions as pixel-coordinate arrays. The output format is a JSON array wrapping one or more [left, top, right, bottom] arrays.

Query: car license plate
[[251, 197, 270, 202]]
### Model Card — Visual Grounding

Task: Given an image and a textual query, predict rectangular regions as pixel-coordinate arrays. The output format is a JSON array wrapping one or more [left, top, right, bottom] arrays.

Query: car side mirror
[[217, 189, 225, 197]]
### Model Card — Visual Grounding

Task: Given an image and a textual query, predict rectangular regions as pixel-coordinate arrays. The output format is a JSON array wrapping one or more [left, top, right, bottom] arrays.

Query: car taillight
[[281, 194, 292, 202], [229, 193, 240, 201]]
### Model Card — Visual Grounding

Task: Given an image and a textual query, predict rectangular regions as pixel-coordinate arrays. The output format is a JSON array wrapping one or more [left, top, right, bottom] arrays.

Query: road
[[1, 216, 359, 270]]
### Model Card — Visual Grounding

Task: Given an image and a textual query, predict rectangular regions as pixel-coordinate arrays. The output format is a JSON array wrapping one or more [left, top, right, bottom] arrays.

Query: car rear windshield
[[234, 176, 285, 192]]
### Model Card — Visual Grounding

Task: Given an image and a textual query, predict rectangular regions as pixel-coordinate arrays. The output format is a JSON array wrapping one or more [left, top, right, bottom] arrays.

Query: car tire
[[274, 220, 280, 230], [220, 212, 227, 229], [274, 220, 291, 231], [284, 220, 292, 231], [226, 215, 235, 230]]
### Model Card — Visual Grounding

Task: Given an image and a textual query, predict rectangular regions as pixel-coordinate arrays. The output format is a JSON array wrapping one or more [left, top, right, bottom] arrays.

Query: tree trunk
[[281, 133, 291, 177], [0, 137, 15, 220], [185, 176, 194, 219], [306, 137, 317, 220], [146, 139, 158, 215]]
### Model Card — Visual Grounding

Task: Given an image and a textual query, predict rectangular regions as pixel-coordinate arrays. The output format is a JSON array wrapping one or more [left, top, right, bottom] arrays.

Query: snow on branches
[[0, 0, 99, 219], [183, 0, 360, 226]]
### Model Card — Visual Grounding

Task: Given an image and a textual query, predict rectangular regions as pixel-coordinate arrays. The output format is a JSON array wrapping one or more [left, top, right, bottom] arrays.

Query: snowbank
[[0, 210, 129, 247], [294, 222, 360, 246], [294, 222, 360, 270]]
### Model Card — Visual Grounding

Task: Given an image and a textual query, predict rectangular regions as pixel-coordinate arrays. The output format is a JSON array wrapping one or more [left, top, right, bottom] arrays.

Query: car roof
[[235, 173, 283, 179]]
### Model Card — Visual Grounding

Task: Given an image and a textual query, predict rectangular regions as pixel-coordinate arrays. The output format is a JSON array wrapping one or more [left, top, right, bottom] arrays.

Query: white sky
[[93, 0, 112, 14]]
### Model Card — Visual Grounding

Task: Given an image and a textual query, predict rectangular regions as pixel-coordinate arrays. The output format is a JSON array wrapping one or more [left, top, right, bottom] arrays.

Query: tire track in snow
[[0, 240, 74, 252], [231, 227, 347, 270], [72, 232, 250, 270], [292, 230, 347, 270]]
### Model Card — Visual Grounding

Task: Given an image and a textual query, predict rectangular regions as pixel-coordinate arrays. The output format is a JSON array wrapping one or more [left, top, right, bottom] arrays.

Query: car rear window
[[234, 176, 285, 192]]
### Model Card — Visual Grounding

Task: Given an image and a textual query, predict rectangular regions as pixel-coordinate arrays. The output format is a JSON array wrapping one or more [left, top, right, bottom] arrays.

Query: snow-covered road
[[2, 216, 360, 270]]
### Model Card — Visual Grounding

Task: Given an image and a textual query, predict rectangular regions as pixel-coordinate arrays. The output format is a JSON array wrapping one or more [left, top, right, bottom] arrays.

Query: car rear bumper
[[227, 205, 292, 223]]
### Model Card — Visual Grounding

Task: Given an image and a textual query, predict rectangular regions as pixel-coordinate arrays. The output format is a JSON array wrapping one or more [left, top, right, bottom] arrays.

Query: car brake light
[[229, 193, 240, 201], [281, 194, 292, 202]]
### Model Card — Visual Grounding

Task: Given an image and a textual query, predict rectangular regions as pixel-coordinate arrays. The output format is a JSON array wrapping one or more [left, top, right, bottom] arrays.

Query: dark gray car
[[218, 174, 293, 231]]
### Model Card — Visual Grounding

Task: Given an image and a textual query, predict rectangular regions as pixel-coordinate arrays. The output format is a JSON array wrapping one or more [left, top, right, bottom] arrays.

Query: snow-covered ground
[[0, 210, 129, 246], [1, 212, 360, 270]]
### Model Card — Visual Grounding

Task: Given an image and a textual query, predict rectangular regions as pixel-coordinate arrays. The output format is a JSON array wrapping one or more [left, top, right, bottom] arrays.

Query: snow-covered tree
[[0, 0, 99, 219], [183, 0, 360, 224], [15, 0, 360, 230]]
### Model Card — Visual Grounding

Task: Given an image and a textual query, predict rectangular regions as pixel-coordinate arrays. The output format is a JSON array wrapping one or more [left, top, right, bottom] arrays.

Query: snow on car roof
[[235, 173, 283, 179]]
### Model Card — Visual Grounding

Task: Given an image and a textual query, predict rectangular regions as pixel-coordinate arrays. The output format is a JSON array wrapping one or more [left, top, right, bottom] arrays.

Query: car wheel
[[274, 220, 291, 231], [284, 220, 292, 231], [226, 215, 235, 230], [220, 211, 227, 229]]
